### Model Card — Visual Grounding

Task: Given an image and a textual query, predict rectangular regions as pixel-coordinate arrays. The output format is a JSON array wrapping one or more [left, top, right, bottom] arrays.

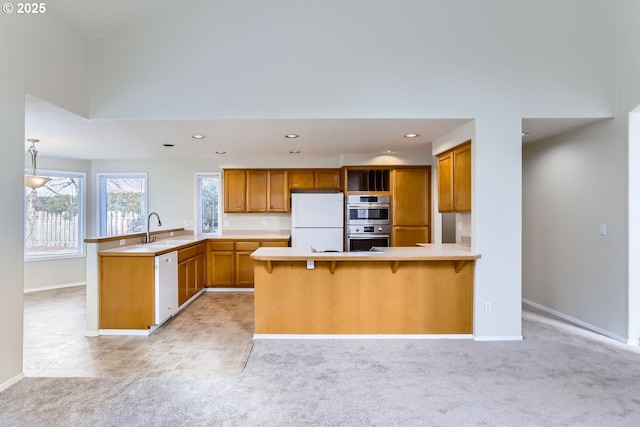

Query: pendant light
[[24, 139, 51, 189]]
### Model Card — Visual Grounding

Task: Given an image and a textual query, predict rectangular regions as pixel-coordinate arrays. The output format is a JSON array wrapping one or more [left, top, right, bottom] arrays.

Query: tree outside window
[[24, 171, 85, 259], [197, 174, 221, 235], [98, 174, 147, 237]]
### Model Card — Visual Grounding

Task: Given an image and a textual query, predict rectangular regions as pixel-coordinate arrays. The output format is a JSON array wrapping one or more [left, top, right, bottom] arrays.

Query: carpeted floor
[[2, 310, 640, 426]]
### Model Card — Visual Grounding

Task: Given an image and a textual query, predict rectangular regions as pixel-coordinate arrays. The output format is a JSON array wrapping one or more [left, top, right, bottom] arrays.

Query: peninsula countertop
[[250, 244, 480, 262], [98, 232, 290, 256]]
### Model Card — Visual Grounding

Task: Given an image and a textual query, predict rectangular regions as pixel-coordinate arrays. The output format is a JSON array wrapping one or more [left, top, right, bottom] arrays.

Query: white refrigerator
[[291, 192, 344, 252]]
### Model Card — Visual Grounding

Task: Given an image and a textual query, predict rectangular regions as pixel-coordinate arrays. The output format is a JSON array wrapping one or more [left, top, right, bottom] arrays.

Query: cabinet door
[[235, 251, 255, 287], [315, 169, 341, 189], [437, 152, 454, 213], [224, 170, 247, 213], [268, 170, 289, 212], [289, 170, 315, 189], [187, 257, 197, 298], [196, 251, 206, 290], [247, 170, 268, 212], [178, 260, 189, 306], [392, 226, 430, 247], [392, 168, 430, 226], [453, 143, 472, 212], [209, 251, 235, 286], [235, 241, 260, 287]]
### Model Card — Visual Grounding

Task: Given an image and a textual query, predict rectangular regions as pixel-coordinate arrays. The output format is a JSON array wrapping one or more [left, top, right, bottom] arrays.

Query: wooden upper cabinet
[[453, 143, 471, 211], [267, 170, 288, 212], [315, 169, 341, 189], [289, 170, 315, 190], [225, 169, 290, 213], [224, 170, 247, 213], [247, 170, 268, 212], [437, 141, 471, 213], [392, 168, 430, 226], [437, 152, 454, 212], [289, 169, 341, 190]]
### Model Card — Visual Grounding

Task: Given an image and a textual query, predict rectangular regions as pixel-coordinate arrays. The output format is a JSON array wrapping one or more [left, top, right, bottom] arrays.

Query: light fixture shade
[[25, 175, 51, 189]]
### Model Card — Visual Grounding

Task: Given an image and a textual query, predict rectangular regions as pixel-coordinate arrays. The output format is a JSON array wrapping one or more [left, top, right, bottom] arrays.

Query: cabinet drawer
[[178, 245, 198, 262], [260, 240, 289, 247], [209, 241, 235, 251], [235, 241, 260, 251], [197, 242, 206, 254]]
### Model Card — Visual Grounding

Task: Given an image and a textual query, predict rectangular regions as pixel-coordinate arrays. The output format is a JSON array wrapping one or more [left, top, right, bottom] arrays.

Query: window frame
[[24, 169, 86, 261], [97, 172, 148, 237], [195, 172, 222, 236]]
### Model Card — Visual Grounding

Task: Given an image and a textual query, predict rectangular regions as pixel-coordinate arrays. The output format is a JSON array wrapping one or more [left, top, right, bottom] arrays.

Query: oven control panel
[[347, 225, 391, 234]]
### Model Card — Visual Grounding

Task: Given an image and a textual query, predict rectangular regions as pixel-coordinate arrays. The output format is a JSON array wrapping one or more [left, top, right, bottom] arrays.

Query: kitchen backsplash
[[223, 213, 292, 231]]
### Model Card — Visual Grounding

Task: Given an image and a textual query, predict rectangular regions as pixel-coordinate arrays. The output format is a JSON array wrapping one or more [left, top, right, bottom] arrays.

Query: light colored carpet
[[2, 310, 640, 426]]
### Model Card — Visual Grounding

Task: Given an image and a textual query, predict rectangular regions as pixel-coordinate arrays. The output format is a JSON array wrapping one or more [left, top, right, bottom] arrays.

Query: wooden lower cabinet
[[392, 226, 430, 247], [100, 256, 155, 330], [208, 241, 235, 286], [207, 238, 289, 288], [178, 244, 206, 306]]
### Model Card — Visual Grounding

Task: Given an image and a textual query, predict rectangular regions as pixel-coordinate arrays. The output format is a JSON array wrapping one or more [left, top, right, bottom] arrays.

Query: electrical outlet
[[119, 239, 126, 246], [484, 302, 492, 313], [262, 219, 268, 227], [184, 220, 189, 227], [189, 220, 193, 226], [170, 232, 174, 237]]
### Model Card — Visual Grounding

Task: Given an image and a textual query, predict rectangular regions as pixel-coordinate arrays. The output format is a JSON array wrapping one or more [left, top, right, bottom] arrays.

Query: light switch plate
[[599, 223, 607, 236]]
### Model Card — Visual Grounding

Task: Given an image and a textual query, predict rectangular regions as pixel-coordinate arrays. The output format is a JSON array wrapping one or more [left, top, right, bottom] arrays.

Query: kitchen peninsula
[[91, 231, 289, 334], [251, 244, 480, 336]]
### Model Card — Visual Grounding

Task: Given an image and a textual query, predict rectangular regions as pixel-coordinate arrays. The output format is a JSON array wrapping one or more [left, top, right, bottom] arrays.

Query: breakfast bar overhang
[[251, 245, 481, 336]]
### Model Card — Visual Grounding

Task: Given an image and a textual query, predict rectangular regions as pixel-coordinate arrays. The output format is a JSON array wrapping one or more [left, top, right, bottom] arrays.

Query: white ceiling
[[28, 3, 605, 161]]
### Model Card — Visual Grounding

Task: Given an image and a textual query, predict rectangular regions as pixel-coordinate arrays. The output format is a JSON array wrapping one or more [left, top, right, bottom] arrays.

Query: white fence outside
[[105, 210, 142, 236], [26, 210, 142, 253], [27, 211, 78, 251]]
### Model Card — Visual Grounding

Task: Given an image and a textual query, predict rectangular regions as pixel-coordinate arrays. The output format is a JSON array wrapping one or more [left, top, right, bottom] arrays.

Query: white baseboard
[[24, 281, 86, 294], [522, 298, 634, 345], [254, 334, 474, 340], [205, 287, 254, 293], [474, 335, 523, 342], [0, 373, 24, 392], [99, 329, 151, 336]]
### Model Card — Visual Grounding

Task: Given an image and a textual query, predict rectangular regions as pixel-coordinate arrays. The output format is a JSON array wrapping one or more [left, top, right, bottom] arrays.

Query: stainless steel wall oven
[[346, 195, 391, 251]]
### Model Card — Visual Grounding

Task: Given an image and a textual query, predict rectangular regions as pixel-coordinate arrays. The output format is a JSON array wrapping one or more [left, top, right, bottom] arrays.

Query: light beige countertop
[[99, 231, 290, 256], [250, 244, 480, 262]]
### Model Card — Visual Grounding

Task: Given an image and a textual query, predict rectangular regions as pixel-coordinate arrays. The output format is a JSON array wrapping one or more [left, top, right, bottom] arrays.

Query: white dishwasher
[[155, 251, 178, 325]]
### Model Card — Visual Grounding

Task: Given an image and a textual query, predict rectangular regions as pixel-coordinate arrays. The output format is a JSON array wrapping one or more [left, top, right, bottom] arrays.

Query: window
[[98, 173, 147, 237], [196, 173, 221, 235], [24, 170, 85, 259]]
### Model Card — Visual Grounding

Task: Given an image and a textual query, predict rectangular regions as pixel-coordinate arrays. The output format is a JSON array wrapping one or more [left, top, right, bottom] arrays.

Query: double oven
[[346, 195, 391, 251]]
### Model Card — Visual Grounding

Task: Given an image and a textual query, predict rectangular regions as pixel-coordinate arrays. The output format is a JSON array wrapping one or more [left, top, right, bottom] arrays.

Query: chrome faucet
[[146, 212, 162, 243]]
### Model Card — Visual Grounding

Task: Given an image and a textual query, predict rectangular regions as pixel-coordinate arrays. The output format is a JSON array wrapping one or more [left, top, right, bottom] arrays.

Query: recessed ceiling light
[[163, 144, 174, 147], [215, 151, 226, 154], [521, 132, 530, 137], [192, 134, 205, 139], [289, 150, 301, 154], [285, 134, 299, 139], [404, 133, 419, 138], [382, 149, 396, 154]]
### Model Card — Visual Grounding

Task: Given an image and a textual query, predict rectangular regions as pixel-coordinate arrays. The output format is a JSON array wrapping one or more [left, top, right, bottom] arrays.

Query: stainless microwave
[[346, 195, 391, 225]]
